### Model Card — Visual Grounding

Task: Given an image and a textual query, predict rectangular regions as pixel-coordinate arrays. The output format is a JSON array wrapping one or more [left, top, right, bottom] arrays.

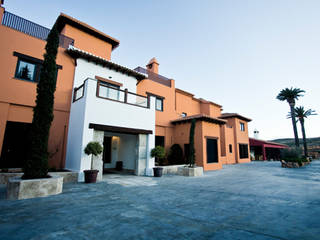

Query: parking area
[[1, 161, 320, 240]]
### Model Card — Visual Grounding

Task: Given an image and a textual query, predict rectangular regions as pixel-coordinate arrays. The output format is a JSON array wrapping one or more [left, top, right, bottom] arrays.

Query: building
[[0, 4, 252, 180], [249, 138, 288, 161], [136, 62, 251, 171]]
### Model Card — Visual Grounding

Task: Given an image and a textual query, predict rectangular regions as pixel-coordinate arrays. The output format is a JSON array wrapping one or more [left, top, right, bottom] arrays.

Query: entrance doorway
[[207, 138, 218, 163], [103, 136, 112, 164], [0, 121, 31, 168]]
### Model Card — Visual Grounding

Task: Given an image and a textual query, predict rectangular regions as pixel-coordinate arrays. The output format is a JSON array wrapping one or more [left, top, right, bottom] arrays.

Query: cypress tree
[[188, 119, 196, 167], [23, 24, 59, 179]]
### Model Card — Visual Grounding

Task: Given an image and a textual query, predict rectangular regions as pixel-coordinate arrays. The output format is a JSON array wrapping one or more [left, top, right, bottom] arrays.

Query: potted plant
[[150, 146, 166, 177], [84, 141, 103, 183]]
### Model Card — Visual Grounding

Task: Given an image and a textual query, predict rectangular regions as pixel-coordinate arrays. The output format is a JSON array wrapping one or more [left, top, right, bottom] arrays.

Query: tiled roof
[[66, 46, 146, 81], [220, 113, 252, 122], [171, 114, 227, 125]]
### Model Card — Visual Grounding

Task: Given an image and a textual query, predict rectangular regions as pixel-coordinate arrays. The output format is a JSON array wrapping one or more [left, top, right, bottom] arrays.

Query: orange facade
[[137, 59, 251, 170], [0, 4, 251, 171], [0, 6, 117, 169]]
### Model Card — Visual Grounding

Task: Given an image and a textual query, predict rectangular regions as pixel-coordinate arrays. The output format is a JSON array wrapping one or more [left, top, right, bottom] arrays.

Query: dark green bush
[[167, 144, 184, 165], [23, 24, 59, 179], [281, 148, 305, 165], [84, 142, 103, 156], [151, 146, 166, 166]]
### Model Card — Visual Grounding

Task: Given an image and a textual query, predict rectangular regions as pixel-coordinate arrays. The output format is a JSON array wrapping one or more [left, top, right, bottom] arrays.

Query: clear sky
[[4, 0, 319, 140]]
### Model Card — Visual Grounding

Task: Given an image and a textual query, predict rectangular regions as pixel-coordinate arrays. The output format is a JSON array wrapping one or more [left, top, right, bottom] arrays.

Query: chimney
[[146, 57, 159, 74], [253, 129, 260, 139]]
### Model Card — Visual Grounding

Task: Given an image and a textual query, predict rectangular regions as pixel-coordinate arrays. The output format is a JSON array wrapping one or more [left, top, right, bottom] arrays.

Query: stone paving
[[0, 161, 320, 240]]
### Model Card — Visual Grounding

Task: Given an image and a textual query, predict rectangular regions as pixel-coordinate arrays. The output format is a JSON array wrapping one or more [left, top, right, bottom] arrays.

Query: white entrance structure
[[65, 46, 155, 181]]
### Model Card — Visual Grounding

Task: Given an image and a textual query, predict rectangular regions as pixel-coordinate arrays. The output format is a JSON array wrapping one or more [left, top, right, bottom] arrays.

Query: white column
[[92, 130, 104, 181]]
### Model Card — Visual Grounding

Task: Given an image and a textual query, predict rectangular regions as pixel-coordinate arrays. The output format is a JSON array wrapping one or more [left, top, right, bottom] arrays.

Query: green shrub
[[23, 24, 59, 179], [151, 146, 166, 166], [281, 148, 304, 164], [167, 144, 184, 165], [188, 119, 196, 167], [84, 142, 103, 156]]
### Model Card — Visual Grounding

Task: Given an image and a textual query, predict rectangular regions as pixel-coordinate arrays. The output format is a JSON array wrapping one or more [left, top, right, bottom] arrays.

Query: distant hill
[[271, 137, 320, 148]]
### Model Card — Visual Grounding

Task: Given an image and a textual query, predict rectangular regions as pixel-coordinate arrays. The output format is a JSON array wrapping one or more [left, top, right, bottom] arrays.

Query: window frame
[[229, 144, 232, 153], [240, 122, 245, 132], [13, 52, 62, 83], [239, 144, 249, 159], [155, 97, 163, 111], [98, 81, 121, 101], [14, 58, 40, 83]]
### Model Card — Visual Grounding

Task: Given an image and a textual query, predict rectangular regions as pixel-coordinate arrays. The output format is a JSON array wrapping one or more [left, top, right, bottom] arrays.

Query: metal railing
[[134, 66, 171, 87], [96, 81, 149, 108], [1, 11, 74, 48]]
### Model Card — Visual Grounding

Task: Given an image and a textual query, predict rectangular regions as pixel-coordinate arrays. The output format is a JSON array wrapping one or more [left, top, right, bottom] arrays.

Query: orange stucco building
[[0, 5, 119, 169], [136, 60, 251, 171], [0, 4, 251, 173]]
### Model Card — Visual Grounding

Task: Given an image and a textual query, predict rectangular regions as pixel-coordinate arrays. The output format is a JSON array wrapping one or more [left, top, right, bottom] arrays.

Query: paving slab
[[0, 161, 320, 240]]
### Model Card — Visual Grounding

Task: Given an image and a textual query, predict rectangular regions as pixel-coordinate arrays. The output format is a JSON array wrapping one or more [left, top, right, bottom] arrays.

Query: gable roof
[[220, 113, 252, 122], [55, 13, 120, 50], [66, 46, 146, 81], [171, 114, 227, 125]]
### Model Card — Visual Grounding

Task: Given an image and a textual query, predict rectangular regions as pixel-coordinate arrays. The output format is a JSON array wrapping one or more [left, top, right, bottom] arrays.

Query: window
[[98, 82, 120, 100], [13, 52, 61, 83], [239, 144, 249, 159], [155, 136, 165, 147], [240, 122, 245, 131], [229, 144, 232, 153], [155, 97, 163, 111], [15, 59, 41, 82], [207, 138, 218, 163]]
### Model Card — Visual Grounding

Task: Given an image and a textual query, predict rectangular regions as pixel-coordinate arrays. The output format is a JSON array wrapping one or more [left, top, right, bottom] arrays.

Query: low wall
[[160, 165, 185, 175], [0, 172, 78, 184]]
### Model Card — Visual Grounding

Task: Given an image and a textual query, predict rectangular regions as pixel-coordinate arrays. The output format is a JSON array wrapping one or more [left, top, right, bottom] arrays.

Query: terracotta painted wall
[[0, 24, 75, 168], [226, 118, 250, 163], [61, 25, 113, 60], [201, 121, 222, 171], [137, 79, 177, 151]]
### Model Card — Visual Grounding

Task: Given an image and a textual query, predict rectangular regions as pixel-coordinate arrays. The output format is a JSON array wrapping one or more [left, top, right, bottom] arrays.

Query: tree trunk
[[289, 103, 299, 147], [299, 119, 308, 157]]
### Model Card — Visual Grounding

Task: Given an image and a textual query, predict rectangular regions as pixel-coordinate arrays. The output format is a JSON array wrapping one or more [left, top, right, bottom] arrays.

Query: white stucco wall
[[65, 59, 156, 180], [74, 58, 137, 93]]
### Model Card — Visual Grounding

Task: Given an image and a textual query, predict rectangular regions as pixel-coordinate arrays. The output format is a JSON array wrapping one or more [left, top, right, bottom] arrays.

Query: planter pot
[[153, 167, 163, 177], [84, 170, 99, 183], [178, 166, 203, 177], [7, 175, 63, 200], [116, 161, 123, 171]]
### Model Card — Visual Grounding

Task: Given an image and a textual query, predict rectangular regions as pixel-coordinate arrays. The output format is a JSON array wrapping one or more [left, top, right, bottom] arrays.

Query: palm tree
[[294, 106, 317, 157], [276, 87, 305, 147]]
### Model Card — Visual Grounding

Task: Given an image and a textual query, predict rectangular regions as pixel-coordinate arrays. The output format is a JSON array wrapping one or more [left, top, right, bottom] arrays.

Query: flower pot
[[84, 170, 99, 183], [153, 167, 163, 177]]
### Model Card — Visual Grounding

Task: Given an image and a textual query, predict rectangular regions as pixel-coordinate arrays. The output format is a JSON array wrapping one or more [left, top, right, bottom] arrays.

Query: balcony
[[74, 79, 150, 108], [1, 11, 74, 48]]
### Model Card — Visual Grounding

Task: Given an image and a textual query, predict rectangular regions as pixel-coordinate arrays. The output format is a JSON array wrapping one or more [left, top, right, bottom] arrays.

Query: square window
[[15, 60, 37, 81], [155, 97, 163, 111]]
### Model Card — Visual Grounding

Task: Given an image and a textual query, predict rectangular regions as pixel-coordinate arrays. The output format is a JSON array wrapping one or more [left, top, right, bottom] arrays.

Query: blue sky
[[4, 0, 319, 140]]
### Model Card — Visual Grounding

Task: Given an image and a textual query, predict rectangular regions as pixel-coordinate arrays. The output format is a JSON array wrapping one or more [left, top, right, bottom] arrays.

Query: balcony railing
[[1, 11, 74, 48], [134, 67, 171, 87], [96, 81, 149, 108]]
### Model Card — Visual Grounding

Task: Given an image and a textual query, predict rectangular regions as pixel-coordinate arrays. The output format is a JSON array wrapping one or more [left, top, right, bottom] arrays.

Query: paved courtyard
[[1, 161, 320, 240]]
